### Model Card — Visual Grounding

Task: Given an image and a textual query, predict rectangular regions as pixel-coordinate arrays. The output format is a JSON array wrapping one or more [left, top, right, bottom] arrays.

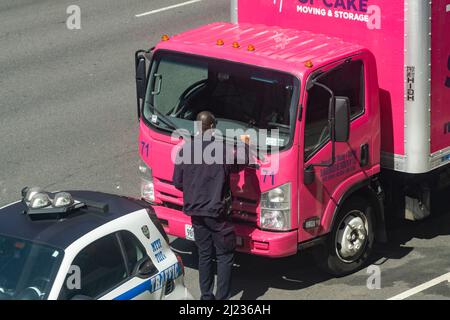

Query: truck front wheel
[[314, 196, 375, 277]]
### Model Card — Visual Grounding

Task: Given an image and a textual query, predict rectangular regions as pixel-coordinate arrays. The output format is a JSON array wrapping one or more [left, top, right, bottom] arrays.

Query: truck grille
[[162, 201, 257, 225], [231, 211, 257, 225], [162, 201, 183, 211], [157, 179, 258, 226]]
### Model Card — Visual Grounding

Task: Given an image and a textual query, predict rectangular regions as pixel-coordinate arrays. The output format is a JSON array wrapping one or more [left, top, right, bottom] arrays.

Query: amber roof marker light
[[304, 60, 314, 68], [161, 34, 170, 41], [216, 39, 225, 46], [232, 41, 240, 49], [247, 44, 256, 52]]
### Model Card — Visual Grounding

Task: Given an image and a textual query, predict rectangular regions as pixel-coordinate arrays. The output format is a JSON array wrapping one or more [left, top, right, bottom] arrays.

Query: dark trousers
[[191, 215, 236, 300]]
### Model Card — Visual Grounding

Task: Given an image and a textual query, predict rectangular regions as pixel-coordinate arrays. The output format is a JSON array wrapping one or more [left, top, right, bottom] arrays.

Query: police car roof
[[0, 191, 148, 250]]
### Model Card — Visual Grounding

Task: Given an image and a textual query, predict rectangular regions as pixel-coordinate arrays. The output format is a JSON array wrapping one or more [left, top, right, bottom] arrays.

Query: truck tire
[[314, 196, 375, 277]]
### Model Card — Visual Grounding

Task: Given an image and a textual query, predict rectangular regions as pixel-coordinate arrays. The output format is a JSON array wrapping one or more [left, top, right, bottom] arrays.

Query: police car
[[0, 188, 193, 300]]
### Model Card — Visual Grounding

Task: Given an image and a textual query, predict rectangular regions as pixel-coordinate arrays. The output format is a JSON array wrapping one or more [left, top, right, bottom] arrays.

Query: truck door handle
[[360, 144, 369, 167]]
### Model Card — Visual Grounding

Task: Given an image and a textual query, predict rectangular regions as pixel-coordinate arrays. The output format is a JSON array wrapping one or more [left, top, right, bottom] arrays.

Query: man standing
[[173, 111, 246, 300]]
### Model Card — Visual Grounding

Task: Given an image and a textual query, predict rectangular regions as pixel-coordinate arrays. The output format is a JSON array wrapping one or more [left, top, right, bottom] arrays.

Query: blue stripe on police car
[[113, 263, 181, 300]]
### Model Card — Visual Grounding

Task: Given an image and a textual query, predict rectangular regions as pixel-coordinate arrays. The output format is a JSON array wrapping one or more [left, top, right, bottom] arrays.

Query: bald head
[[197, 111, 216, 133]]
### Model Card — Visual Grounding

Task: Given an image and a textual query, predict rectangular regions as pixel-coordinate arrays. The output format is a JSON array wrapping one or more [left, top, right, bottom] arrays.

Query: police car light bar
[[21, 187, 109, 220], [25, 200, 86, 220]]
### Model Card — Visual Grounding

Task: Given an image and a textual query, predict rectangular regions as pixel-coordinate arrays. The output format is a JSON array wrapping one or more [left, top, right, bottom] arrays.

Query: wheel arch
[[327, 178, 387, 244]]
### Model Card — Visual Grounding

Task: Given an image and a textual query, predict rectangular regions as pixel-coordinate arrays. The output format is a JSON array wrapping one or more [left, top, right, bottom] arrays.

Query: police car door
[[101, 230, 161, 300], [103, 224, 181, 300], [56, 231, 160, 300]]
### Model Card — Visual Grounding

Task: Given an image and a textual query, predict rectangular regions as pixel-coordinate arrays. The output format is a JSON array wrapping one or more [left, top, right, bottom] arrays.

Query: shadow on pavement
[[170, 187, 450, 299], [171, 237, 332, 299], [377, 187, 450, 250]]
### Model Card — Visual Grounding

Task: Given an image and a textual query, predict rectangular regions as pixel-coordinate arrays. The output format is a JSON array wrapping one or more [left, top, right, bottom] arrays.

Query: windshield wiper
[[267, 121, 291, 133], [148, 104, 179, 131]]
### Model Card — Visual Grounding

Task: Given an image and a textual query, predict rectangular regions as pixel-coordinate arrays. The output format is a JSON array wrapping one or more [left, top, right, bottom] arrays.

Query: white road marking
[[388, 272, 450, 300], [136, 0, 203, 18]]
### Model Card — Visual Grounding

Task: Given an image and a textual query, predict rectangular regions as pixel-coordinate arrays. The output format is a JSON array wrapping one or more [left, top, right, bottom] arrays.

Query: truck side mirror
[[135, 50, 149, 120], [334, 96, 350, 143]]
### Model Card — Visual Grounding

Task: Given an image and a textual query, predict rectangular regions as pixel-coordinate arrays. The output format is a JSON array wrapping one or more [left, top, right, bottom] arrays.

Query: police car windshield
[[144, 51, 300, 149], [0, 234, 63, 300]]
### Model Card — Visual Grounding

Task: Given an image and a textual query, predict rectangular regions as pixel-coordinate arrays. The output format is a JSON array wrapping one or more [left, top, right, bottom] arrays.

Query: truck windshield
[[0, 234, 63, 300], [143, 51, 299, 149]]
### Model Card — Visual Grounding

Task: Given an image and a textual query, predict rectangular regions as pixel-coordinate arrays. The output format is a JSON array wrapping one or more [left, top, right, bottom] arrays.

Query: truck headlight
[[139, 160, 155, 203], [260, 183, 291, 231]]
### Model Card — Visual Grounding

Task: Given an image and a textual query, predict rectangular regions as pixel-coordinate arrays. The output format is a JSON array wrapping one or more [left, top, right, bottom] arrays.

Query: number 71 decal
[[140, 141, 149, 158]]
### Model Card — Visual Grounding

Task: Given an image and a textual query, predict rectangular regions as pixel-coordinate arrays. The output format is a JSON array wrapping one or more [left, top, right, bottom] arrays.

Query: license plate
[[185, 224, 195, 241]]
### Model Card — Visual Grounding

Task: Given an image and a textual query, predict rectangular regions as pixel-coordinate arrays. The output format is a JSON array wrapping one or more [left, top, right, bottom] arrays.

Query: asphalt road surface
[[2, 0, 450, 300]]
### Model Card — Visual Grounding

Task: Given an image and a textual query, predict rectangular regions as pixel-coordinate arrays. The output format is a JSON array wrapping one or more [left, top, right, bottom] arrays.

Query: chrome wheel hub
[[336, 212, 368, 262]]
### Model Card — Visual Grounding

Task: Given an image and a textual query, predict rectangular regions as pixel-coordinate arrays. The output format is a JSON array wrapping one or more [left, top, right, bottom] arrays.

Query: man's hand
[[240, 134, 250, 145]]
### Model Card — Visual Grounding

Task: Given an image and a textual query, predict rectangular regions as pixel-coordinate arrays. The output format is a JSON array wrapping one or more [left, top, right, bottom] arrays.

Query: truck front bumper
[[152, 205, 298, 258]]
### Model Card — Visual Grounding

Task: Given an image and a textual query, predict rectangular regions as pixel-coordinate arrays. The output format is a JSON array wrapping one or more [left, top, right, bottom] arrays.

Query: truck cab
[[136, 22, 383, 275]]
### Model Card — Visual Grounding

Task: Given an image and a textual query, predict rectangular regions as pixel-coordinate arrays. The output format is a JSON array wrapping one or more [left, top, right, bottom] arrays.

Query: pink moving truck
[[135, 0, 450, 275]]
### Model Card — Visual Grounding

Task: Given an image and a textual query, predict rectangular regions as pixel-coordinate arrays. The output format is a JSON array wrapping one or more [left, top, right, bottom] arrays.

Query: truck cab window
[[304, 60, 365, 159], [320, 60, 365, 119], [304, 85, 331, 159]]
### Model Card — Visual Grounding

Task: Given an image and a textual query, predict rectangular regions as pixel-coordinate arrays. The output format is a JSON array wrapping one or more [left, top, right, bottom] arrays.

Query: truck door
[[299, 57, 371, 242]]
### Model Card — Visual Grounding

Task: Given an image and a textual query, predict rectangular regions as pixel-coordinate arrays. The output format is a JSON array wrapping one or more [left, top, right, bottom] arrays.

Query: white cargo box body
[[234, 0, 450, 174]]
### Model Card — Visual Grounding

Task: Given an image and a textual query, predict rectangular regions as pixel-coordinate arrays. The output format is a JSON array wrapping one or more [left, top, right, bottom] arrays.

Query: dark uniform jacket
[[173, 135, 248, 218]]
